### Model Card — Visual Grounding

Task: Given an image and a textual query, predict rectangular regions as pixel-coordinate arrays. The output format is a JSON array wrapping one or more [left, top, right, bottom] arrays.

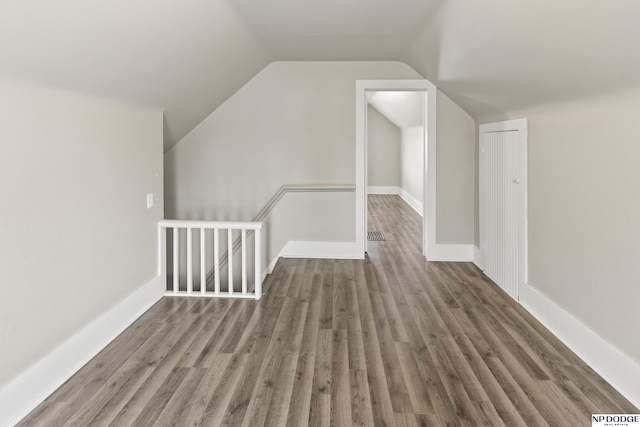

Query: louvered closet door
[[480, 129, 523, 299]]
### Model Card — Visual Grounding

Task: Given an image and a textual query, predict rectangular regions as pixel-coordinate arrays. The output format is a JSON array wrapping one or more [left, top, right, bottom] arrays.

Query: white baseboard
[[399, 188, 423, 217], [520, 283, 640, 409], [264, 241, 363, 281], [367, 186, 399, 195], [263, 241, 363, 283], [0, 275, 165, 427], [473, 245, 484, 270], [266, 255, 281, 276], [427, 244, 474, 262], [281, 241, 363, 260]]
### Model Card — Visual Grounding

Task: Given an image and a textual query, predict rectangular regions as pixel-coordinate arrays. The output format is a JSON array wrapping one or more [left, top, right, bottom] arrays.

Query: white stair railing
[[158, 184, 355, 301], [158, 220, 262, 300]]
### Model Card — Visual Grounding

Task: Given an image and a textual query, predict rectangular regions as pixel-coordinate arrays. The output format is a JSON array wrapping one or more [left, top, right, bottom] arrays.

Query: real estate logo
[[592, 414, 640, 427]]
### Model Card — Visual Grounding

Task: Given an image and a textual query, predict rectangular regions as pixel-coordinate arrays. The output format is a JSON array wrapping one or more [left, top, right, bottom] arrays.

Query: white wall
[[165, 61, 422, 262], [400, 126, 424, 203], [0, 76, 163, 389], [367, 104, 401, 189], [436, 90, 476, 244], [479, 86, 640, 367]]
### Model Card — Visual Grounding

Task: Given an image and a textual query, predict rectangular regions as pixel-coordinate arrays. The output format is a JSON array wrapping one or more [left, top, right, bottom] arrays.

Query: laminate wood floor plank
[[363, 257, 414, 415], [104, 323, 202, 427], [152, 367, 207, 426], [349, 369, 375, 426], [344, 261, 367, 372], [308, 393, 330, 427], [449, 328, 529, 426], [309, 329, 333, 426], [216, 320, 281, 425], [332, 260, 349, 330], [155, 353, 235, 427], [355, 263, 397, 426], [219, 261, 300, 425], [484, 349, 571, 425], [261, 301, 309, 427], [129, 366, 189, 427], [427, 336, 483, 425], [483, 356, 550, 427], [238, 297, 305, 427], [197, 353, 249, 426], [394, 341, 436, 415], [61, 366, 154, 427], [176, 305, 234, 367], [370, 251, 411, 344], [218, 301, 257, 354], [319, 259, 334, 330], [19, 195, 638, 427], [329, 329, 352, 426], [285, 272, 323, 427], [185, 306, 243, 368]]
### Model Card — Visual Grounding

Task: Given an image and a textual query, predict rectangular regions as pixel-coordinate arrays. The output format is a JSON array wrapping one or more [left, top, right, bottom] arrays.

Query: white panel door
[[480, 119, 527, 299]]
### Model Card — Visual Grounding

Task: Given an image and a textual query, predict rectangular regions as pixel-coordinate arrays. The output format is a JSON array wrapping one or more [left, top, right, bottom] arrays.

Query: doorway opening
[[366, 90, 425, 250], [355, 80, 437, 258]]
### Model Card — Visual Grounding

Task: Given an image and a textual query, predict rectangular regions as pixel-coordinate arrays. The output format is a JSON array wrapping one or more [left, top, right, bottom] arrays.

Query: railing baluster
[[241, 229, 247, 294], [159, 220, 263, 299], [255, 227, 262, 300], [214, 228, 220, 295], [187, 227, 193, 294], [173, 227, 179, 293], [200, 228, 206, 294], [228, 229, 233, 295]]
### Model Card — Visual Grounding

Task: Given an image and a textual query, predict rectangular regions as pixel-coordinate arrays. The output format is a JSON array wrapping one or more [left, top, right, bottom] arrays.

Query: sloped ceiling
[[404, 0, 640, 121], [1, 0, 639, 150], [0, 0, 273, 151], [368, 91, 424, 129], [227, 0, 443, 60]]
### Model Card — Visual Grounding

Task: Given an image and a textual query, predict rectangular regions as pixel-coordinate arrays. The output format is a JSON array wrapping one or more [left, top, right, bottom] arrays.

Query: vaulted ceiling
[[368, 91, 424, 130], [1, 0, 639, 151]]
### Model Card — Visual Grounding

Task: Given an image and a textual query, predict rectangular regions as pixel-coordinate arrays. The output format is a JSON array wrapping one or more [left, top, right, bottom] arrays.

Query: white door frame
[[479, 118, 528, 298], [355, 79, 437, 257]]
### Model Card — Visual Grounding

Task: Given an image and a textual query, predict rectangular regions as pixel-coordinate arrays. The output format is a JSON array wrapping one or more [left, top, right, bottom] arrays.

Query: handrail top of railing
[[280, 184, 355, 192], [159, 219, 262, 230], [159, 184, 354, 231]]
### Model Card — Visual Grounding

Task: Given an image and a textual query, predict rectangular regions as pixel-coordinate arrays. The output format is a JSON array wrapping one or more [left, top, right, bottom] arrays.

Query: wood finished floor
[[19, 195, 638, 426]]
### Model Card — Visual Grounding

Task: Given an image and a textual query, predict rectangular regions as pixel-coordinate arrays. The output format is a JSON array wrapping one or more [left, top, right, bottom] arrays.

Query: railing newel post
[[255, 226, 262, 300]]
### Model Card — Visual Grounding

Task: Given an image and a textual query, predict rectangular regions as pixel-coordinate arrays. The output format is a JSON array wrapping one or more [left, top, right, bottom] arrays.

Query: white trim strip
[[165, 291, 256, 299], [520, 283, 640, 409], [280, 241, 362, 260], [0, 275, 165, 427], [427, 244, 474, 262], [367, 186, 399, 195], [159, 219, 262, 230], [399, 188, 423, 217]]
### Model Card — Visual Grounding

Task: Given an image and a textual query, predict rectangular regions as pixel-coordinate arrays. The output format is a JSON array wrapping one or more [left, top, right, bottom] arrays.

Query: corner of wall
[[473, 245, 484, 270]]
